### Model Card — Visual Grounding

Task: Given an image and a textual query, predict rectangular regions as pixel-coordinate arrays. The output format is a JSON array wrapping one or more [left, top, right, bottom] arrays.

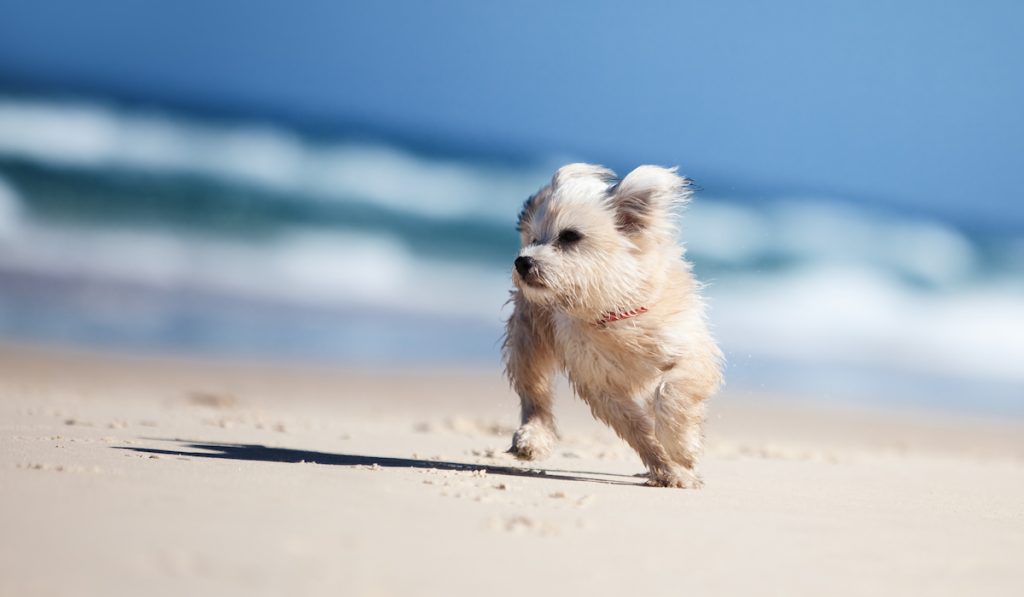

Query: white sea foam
[[0, 218, 511, 322], [709, 266, 1024, 384], [0, 97, 548, 220], [687, 198, 980, 287]]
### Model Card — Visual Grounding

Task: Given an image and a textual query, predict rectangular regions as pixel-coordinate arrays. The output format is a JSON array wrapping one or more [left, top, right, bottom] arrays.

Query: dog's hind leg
[[585, 391, 697, 488], [652, 380, 707, 484]]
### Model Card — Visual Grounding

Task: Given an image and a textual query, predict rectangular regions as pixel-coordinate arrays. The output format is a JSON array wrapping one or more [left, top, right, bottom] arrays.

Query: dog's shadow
[[119, 439, 644, 486]]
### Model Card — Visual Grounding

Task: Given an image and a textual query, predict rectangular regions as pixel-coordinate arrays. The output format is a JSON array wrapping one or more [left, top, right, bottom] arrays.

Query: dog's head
[[512, 163, 691, 315]]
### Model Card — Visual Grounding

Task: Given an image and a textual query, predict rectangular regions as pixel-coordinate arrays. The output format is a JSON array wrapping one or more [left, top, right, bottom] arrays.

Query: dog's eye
[[557, 229, 583, 244]]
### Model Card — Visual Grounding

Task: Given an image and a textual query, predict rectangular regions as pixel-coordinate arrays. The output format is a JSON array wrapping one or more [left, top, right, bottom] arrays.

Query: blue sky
[[1, 1, 1022, 228]]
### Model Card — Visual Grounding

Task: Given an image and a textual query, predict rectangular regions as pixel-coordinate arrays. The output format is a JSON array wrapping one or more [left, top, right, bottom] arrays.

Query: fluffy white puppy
[[504, 164, 723, 488]]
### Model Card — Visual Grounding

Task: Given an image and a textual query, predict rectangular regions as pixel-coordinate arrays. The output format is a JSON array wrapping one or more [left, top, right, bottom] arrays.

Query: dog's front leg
[[503, 298, 558, 460]]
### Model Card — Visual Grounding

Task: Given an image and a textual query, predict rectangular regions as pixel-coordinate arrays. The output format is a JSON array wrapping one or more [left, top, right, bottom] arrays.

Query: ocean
[[0, 95, 1021, 414]]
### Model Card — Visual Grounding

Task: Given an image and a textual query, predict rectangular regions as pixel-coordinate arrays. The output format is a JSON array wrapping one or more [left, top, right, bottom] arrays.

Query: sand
[[1, 343, 1022, 597]]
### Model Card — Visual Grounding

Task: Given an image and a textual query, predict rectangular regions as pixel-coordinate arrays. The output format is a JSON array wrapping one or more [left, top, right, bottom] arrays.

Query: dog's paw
[[645, 467, 703, 489], [508, 423, 556, 461]]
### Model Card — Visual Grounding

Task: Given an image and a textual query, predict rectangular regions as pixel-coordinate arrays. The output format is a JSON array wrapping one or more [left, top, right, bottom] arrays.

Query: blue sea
[[0, 95, 1021, 414]]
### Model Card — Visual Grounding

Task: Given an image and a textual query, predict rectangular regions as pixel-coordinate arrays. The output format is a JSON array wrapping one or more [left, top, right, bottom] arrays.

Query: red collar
[[596, 306, 648, 326]]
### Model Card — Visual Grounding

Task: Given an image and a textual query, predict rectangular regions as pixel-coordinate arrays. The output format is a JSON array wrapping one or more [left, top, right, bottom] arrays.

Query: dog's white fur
[[503, 163, 723, 488]]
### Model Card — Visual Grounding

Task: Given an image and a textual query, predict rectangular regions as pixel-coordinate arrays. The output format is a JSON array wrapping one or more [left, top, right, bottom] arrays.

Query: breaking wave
[[0, 95, 1021, 409]]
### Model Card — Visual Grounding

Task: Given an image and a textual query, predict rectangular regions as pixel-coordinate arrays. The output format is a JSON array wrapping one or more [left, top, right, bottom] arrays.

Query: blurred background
[[0, 1, 1021, 413]]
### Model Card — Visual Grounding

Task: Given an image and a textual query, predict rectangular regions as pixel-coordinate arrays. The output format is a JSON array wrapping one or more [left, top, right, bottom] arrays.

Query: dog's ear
[[517, 186, 551, 235], [608, 165, 692, 236]]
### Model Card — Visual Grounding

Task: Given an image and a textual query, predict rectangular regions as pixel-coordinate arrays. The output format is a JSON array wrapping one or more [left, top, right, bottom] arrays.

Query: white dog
[[503, 164, 723, 488]]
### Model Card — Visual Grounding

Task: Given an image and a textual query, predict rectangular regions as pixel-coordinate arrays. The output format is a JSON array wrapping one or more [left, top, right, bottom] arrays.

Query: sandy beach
[[1, 342, 1022, 597]]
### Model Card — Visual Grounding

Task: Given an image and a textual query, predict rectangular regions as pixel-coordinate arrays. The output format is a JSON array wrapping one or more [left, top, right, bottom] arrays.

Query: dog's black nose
[[514, 256, 535, 276]]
